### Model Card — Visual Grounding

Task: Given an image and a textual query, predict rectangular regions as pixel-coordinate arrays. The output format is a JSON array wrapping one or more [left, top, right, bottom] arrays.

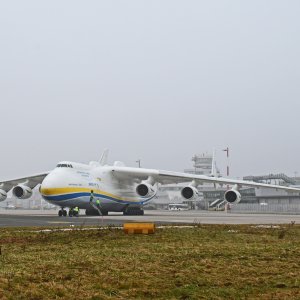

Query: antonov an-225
[[0, 150, 300, 216]]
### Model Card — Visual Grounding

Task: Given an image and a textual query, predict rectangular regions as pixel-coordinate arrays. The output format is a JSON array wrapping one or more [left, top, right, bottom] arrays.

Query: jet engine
[[0, 189, 7, 202], [136, 183, 155, 197], [224, 189, 241, 204], [181, 186, 199, 200], [12, 185, 33, 199]]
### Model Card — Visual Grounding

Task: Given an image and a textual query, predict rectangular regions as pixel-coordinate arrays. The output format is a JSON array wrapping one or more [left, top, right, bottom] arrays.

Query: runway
[[0, 209, 299, 227]]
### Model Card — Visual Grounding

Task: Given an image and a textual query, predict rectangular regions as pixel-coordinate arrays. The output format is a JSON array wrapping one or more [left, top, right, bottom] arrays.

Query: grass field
[[0, 224, 299, 299]]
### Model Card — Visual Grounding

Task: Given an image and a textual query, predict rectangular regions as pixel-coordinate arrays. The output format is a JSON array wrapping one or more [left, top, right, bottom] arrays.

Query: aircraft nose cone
[[40, 171, 64, 196], [41, 173, 55, 189]]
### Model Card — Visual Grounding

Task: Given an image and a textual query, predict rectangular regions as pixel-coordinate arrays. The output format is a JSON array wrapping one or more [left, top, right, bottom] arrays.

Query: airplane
[[0, 150, 300, 217]]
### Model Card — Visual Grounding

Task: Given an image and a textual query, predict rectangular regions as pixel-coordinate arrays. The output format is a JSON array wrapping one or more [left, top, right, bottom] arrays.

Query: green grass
[[0, 224, 299, 299]]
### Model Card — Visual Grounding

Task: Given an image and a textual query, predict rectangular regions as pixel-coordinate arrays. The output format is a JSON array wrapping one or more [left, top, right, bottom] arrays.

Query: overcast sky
[[0, 1, 300, 179]]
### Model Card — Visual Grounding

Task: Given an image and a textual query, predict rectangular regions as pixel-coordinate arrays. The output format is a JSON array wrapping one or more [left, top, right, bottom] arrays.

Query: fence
[[230, 203, 300, 214]]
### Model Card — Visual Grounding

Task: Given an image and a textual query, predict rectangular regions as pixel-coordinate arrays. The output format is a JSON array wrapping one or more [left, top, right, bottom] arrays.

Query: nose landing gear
[[58, 208, 67, 217]]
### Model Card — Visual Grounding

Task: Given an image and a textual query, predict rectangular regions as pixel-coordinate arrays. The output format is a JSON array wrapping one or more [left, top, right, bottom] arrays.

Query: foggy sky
[[0, 1, 300, 180]]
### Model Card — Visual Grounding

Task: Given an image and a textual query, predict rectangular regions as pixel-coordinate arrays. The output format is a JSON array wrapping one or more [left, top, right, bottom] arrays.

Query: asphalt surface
[[0, 209, 299, 227]]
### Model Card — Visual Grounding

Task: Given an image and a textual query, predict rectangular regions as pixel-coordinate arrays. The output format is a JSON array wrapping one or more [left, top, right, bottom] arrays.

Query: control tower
[[184, 153, 219, 176]]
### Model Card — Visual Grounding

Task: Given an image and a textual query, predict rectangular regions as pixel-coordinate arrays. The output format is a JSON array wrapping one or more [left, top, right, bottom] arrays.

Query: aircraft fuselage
[[40, 161, 157, 212]]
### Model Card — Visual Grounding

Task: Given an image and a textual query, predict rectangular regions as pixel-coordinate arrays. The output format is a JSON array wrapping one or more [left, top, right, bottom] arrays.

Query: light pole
[[223, 147, 230, 213], [136, 159, 141, 168], [223, 147, 229, 177], [223, 147, 229, 190]]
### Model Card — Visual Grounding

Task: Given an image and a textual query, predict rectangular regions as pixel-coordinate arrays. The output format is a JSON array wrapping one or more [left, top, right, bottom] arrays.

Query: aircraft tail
[[99, 149, 109, 166]]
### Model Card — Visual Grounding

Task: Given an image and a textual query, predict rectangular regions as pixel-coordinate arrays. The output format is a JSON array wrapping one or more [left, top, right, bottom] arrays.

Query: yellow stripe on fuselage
[[41, 187, 93, 195], [40, 187, 135, 202]]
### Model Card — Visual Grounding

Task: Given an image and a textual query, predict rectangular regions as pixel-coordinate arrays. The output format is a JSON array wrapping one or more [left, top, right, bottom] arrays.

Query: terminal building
[[230, 174, 300, 214]]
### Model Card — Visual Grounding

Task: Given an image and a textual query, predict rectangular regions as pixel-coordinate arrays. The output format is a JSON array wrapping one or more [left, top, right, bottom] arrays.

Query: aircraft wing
[[0, 173, 49, 191], [111, 167, 300, 193]]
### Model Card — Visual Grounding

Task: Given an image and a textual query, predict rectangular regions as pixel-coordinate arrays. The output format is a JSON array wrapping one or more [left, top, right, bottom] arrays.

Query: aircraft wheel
[[63, 210, 67, 217], [58, 210, 63, 217], [68, 210, 73, 217]]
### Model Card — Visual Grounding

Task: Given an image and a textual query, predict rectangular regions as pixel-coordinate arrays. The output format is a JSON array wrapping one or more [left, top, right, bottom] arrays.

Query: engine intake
[[136, 183, 155, 197], [181, 186, 199, 200], [12, 185, 33, 199], [0, 189, 7, 202], [224, 189, 241, 204]]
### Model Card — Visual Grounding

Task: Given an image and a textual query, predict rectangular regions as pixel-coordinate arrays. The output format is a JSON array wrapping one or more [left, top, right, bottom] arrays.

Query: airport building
[[184, 153, 216, 176], [230, 174, 300, 213]]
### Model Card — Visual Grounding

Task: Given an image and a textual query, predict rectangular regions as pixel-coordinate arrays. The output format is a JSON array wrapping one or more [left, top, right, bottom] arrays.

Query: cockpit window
[[56, 164, 73, 168]]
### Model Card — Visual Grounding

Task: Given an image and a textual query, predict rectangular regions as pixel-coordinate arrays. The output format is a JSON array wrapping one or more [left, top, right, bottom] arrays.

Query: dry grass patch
[[0, 224, 299, 299]]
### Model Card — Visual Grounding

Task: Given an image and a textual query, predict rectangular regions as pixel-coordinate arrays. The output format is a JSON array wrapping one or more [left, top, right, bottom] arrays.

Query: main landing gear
[[58, 208, 79, 217], [68, 208, 79, 217], [58, 208, 67, 217]]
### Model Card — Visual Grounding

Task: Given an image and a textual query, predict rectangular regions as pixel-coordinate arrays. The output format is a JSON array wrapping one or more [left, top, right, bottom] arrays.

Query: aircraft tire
[[58, 210, 63, 217], [63, 210, 67, 217], [68, 210, 73, 217]]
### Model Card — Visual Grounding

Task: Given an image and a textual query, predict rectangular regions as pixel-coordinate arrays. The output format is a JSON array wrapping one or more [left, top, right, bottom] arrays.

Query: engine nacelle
[[181, 186, 199, 200], [12, 185, 33, 199], [224, 189, 241, 204], [136, 183, 155, 197], [0, 189, 7, 202]]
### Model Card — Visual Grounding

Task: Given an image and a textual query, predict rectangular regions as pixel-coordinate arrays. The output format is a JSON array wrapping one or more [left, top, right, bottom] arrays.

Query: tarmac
[[0, 209, 299, 227]]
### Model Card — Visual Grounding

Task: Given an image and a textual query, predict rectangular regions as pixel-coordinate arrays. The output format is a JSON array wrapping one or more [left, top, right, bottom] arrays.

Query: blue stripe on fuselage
[[42, 192, 154, 205]]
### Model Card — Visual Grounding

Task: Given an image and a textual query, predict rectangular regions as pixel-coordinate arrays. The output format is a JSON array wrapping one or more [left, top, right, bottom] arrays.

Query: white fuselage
[[40, 161, 157, 211]]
